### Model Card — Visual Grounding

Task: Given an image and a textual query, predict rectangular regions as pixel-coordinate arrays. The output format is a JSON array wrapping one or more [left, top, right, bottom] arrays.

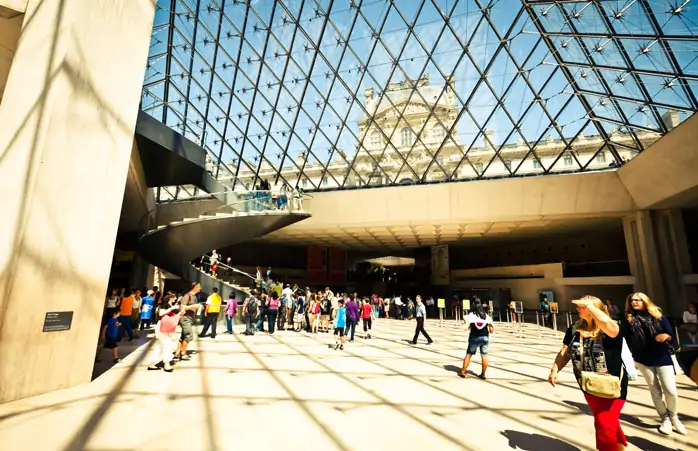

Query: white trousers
[[150, 330, 174, 364], [636, 363, 678, 419]]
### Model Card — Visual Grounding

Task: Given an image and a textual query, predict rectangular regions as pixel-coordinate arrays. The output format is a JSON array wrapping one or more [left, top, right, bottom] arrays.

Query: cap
[[147, 290, 154, 295]]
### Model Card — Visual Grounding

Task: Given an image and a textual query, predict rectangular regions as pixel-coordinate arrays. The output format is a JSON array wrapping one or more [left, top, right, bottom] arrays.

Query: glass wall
[[141, 0, 698, 193]]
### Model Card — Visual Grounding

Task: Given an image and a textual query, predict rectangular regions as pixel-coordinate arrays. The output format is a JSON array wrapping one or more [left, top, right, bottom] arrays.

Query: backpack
[[247, 297, 258, 320], [312, 302, 320, 314]]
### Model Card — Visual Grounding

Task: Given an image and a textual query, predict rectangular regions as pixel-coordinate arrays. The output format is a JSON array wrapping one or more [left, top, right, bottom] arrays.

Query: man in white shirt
[[282, 284, 293, 299]]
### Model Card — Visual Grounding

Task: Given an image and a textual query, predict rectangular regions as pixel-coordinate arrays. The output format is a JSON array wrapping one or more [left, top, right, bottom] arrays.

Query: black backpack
[[247, 297, 258, 320]]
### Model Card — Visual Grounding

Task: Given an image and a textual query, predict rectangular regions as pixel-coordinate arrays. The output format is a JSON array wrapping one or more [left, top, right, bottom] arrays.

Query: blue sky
[[142, 0, 698, 187]]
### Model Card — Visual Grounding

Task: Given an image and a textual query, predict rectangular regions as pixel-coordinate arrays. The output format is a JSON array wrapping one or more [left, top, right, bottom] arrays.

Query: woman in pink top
[[266, 293, 281, 334], [225, 294, 237, 334]]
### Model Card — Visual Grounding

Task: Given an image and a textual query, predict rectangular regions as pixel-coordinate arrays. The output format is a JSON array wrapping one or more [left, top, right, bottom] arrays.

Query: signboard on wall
[[430, 245, 450, 285], [43, 311, 73, 332], [437, 298, 446, 309], [327, 248, 347, 285], [462, 298, 470, 311], [307, 246, 325, 285]]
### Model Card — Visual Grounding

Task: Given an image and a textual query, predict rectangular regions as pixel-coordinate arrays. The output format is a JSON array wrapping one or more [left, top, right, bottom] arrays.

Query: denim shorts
[[467, 336, 489, 355]]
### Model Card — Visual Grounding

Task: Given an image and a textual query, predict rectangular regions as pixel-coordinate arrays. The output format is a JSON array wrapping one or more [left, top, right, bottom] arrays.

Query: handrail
[[196, 189, 307, 219], [199, 254, 255, 280], [139, 189, 234, 231]]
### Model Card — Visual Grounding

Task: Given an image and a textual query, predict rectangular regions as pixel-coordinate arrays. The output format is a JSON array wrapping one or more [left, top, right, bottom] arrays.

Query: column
[[0, 0, 155, 402], [623, 210, 694, 317]]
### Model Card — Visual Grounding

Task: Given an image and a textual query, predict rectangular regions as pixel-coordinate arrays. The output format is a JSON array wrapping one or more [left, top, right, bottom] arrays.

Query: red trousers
[[583, 393, 627, 451]]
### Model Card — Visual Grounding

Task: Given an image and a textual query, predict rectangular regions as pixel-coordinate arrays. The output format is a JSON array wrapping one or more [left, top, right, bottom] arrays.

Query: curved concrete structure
[[139, 205, 310, 298]]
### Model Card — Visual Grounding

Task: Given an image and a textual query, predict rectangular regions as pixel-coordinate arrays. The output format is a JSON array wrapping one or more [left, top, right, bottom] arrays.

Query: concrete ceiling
[[257, 215, 624, 251]]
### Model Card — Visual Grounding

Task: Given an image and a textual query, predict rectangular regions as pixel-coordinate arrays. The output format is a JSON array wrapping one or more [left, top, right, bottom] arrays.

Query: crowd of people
[[101, 279, 698, 450]]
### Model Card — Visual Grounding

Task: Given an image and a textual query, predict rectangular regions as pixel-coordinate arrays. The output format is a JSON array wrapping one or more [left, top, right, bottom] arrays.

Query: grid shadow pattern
[[141, 0, 698, 198]]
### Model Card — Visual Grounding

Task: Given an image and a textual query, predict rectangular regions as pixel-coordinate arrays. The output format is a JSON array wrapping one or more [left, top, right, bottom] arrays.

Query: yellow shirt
[[207, 293, 222, 313]]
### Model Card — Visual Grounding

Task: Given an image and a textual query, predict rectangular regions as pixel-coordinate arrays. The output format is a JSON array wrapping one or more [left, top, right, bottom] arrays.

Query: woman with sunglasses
[[549, 296, 627, 451], [623, 292, 685, 436]]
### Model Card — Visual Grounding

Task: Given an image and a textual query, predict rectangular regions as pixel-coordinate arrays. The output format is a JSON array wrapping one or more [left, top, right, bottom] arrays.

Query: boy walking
[[333, 299, 347, 350], [101, 310, 122, 363]]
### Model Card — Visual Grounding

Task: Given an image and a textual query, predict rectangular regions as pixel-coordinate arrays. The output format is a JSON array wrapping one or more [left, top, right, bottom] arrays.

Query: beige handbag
[[579, 337, 623, 399]]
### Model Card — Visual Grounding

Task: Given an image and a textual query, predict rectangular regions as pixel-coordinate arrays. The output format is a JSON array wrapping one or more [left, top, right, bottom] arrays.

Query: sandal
[[458, 372, 466, 378], [147, 366, 161, 371], [163, 367, 173, 373], [179, 354, 191, 361], [477, 374, 487, 380], [114, 358, 122, 363]]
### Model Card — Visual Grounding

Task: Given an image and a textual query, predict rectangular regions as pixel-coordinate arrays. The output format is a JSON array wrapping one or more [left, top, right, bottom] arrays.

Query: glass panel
[[142, 0, 697, 197]]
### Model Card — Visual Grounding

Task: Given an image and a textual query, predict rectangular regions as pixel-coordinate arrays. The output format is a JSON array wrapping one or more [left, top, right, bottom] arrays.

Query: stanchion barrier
[[565, 312, 571, 329], [536, 311, 541, 337], [552, 312, 558, 332], [675, 322, 682, 346], [497, 310, 502, 323]]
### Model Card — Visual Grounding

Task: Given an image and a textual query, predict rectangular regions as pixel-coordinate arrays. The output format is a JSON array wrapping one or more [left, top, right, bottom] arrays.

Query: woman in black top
[[623, 292, 685, 435], [549, 296, 627, 451]]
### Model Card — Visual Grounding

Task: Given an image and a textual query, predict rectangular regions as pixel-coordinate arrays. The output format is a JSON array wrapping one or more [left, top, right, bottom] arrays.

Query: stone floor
[[0, 319, 696, 451]]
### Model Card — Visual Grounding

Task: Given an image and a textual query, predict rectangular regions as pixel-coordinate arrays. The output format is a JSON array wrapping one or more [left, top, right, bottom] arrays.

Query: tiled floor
[[0, 319, 696, 451]]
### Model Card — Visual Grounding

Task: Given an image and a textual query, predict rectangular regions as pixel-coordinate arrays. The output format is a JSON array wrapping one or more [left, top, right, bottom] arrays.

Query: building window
[[563, 155, 573, 166], [503, 159, 512, 171], [322, 176, 328, 186], [533, 159, 542, 169], [596, 151, 606, 163], [400, 127, 412, 147], [371, 131, 380, 148], [432, 124, 445, 142], [474, 162, 484, 174]]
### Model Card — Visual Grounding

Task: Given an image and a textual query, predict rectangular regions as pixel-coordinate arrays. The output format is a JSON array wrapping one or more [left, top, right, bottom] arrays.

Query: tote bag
[[160, 314, 179, 334]]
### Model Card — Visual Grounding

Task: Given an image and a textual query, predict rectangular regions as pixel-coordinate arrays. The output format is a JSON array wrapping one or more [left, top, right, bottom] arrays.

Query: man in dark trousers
[[411, 295, 433, 345]]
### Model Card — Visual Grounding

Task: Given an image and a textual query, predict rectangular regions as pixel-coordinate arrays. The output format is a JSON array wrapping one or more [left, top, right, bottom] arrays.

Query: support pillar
[[623, 210, 694, 317], [0, 0, 155, 402]]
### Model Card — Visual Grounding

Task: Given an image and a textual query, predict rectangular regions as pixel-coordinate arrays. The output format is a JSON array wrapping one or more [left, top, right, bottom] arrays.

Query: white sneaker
[[659, 417, 672, 435], [670, 416, 687, 435]]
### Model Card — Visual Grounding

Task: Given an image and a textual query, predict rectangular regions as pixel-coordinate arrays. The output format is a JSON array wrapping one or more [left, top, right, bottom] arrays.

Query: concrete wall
[[0, 0, 156, 403], [451, 264, 635, 312], [618, 113, 698, 209], [450, 230, 627, 270], [0, 12, 22, 102], [295, 171, 636, 230]]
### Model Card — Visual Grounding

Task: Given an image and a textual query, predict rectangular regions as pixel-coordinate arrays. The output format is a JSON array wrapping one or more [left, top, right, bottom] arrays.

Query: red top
[[361, 303, 372, 319]]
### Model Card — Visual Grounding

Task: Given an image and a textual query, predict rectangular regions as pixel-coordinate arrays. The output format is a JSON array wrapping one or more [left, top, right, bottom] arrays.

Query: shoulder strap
[[579, 333, 625, 379]]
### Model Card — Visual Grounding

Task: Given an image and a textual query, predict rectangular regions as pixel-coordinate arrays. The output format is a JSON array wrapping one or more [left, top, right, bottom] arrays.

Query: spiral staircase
[[138, 194, 309, 300], [134, 111, 310, 300]]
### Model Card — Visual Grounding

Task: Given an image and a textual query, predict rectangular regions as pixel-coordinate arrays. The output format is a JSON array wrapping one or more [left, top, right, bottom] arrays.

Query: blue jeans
[[226, 315, 233, 334], [268, 310, 278, 333], [345, 319, 357, 341], [467, 336, 489, 355], [119, 315, 134, 340]]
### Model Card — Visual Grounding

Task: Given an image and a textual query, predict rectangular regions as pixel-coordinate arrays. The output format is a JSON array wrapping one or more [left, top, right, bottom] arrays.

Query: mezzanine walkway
[[0, 320, 695, 451]]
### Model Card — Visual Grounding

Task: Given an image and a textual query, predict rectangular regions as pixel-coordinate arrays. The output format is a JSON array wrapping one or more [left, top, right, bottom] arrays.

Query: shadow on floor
[[500, 430, 581, 451], [91, 333, 152, 380], [443, 364, 461, 374], [626, 436, 685, 451], [563, 400, 656, 430]]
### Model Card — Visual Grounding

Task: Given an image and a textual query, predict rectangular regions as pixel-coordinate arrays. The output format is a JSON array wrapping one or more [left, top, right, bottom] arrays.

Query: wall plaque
[[43, 311, 73, 332]]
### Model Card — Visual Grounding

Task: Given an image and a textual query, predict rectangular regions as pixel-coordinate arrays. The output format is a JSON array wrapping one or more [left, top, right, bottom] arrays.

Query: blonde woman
[[624, 293, 685, 435], [549, 296, 627, 451]]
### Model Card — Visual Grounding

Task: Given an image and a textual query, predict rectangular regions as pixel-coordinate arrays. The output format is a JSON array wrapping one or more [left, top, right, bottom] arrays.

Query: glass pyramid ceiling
[[141, 0, 698, 194]]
